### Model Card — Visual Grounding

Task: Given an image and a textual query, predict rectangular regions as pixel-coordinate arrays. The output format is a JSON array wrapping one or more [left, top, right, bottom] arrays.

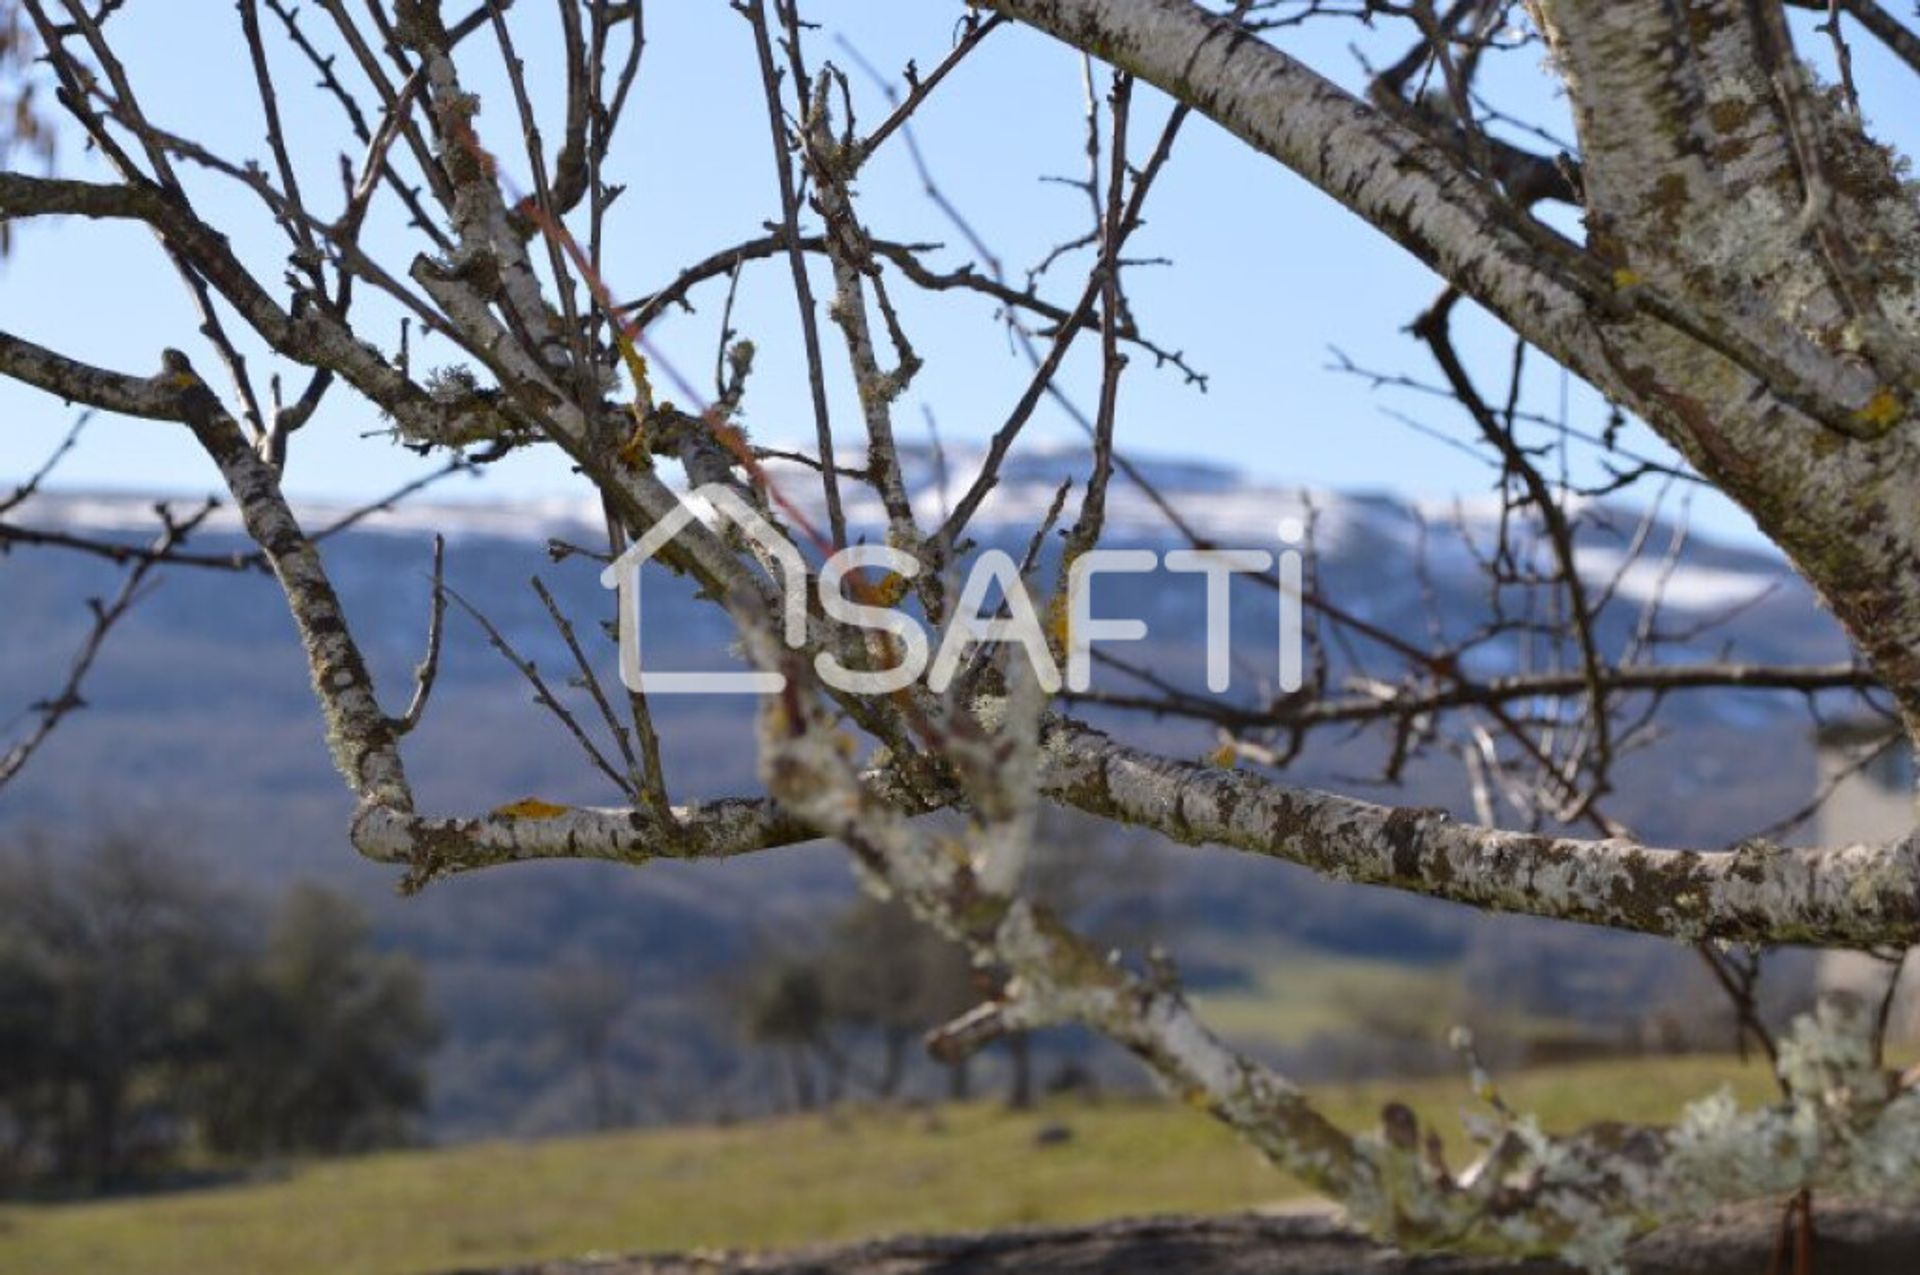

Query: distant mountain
[[32, 443, 1799, 617], [0, 453, 1854, 1138]]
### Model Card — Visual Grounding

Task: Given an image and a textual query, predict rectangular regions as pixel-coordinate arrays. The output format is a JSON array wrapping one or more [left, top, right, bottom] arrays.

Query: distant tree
[[739, 959, 830, 1112], [539, 953, 633, 1132], [0, 928, 62, 1184], [0, 835, 241, 1184], [0, 840, 437, 1183], [196, 884, 438, 1157], [818, 898, 977, 1099], [999, 812, 1168, 1110]]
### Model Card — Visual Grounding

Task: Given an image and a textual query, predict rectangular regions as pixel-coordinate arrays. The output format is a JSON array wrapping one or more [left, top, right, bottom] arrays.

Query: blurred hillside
[[0, 456, 1855, 1139]]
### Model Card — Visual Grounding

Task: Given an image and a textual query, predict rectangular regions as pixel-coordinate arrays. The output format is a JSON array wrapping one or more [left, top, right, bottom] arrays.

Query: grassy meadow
[[0, 1055, 1784, 1275]]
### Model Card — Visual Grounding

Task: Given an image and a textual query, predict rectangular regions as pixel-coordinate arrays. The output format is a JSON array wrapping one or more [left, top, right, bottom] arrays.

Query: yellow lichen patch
[[1207, 742, 1239, 769], [1610, 267, 1643, 290], [867, 571, 912, 608], [492, 797, 571, 820], [1852, 387, 1905, 434], [615, 416, 651, 468], [1045, 591, 1071, 652]]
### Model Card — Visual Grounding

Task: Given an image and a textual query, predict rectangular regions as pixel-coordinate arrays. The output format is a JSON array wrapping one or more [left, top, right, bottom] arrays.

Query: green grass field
[[1186, 947, 1596, 1053], [1192, 952, 1481, 1045], [0, 1056, 1783, 1275]]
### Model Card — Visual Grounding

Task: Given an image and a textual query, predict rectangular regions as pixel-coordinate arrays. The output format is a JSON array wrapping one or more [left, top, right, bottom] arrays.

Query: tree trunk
[[589, 1054, 614, 1131], [83, 1075, 122, 1185], [1005, 1032, 1033, 1111], [787, 1048, 816, 1112], [878, 1029, 907, 1099], [947, 1058, 971, 1102]]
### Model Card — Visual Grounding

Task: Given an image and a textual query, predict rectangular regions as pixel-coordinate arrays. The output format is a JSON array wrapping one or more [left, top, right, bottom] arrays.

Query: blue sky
[[4, 1, 1915, 548]]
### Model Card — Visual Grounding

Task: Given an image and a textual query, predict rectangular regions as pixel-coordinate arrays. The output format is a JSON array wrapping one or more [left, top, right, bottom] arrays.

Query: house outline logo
[[599, 484, 810, 694], [602, 488, 1309, 699]]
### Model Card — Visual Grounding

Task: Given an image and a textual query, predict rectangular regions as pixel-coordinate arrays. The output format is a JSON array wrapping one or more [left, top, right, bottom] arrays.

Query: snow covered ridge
[[14, 445, 1339, 546], [20, 488, 614, 545], [14, 446, 1792, 613], [7, 446, 1505, 548], [20, 478, 1415, 554]]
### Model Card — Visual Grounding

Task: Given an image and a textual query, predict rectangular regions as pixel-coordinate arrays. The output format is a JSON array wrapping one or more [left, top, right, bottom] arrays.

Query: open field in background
[[1187, 947, 1616, 1065], [0, 1056, 1784, 1275], [1190, 951, 1466, 1044]]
